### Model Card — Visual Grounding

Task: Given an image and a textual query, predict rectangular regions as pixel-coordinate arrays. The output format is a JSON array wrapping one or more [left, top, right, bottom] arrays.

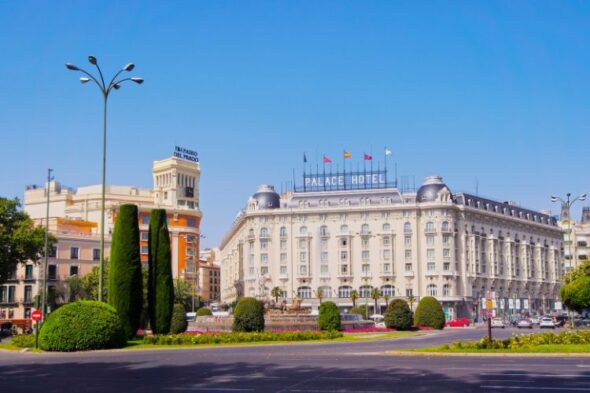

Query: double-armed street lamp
[[551, 193, 587, 271], [65, 56, 143, 301]]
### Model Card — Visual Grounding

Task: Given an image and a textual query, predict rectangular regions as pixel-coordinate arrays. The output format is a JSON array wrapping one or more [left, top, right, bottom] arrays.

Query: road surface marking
[[481, 373, 590, 378], [481, 386, 590, 391]]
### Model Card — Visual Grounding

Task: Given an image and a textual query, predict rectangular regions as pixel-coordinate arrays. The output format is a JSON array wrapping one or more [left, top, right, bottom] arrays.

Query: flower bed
[[143, 330, 343, 345], [441, 330, 590, 351]]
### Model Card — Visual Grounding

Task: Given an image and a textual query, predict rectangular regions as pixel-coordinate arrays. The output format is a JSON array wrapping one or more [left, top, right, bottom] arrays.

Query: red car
[[445, 318, 471, 327]]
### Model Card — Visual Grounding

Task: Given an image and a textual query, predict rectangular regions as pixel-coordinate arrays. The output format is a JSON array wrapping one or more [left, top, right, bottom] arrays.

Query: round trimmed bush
[[318, 301, 341, 331], [413, 296, 445, 330], [196, 307, 213, 316], [384, 299, 413, 330], [39, 301, 126, 351], [232, 297, 264, 332], [170, 304, 188, 334]]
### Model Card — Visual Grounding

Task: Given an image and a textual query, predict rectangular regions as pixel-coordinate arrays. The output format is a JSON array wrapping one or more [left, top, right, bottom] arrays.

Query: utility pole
[[41, 168, 53, 322]]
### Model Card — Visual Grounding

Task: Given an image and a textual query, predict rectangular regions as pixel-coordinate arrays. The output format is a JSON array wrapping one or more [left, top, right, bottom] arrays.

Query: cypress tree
[[148, 209, 174, 334], [107, 204, 143, 339]]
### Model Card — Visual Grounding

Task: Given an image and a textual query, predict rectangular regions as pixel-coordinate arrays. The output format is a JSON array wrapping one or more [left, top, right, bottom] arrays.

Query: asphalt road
[[1, 327, 589, 393]]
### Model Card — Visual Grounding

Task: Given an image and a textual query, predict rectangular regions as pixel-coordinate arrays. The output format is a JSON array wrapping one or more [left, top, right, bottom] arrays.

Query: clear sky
[[1, 1, 589, 247]]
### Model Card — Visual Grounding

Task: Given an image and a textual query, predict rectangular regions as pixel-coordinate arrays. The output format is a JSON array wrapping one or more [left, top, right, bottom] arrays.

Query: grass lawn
[[406, 344, 590, 354]]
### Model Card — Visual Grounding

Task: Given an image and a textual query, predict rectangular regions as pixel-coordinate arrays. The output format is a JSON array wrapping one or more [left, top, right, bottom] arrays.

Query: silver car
[[539, 317, 556, 329], [517, 319, 533, 329]]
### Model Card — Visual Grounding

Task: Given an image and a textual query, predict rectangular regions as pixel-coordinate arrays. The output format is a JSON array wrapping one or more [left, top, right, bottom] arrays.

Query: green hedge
[[414, 296, 445, 330], [144, 330, 343, 345], [318, 301, 341, 331], [108, 204, 143, 339], [443, 331, 590, 351], [384, 299, 413, 330], [170, 304, 188, 334], [39, 301, 127, 351], [196, 307, 213, 316], [11, 334, 35, 348], [232, 297, 264, 332]]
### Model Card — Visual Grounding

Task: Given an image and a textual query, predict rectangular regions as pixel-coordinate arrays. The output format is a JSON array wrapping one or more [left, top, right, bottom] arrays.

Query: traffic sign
[[31, 309, 42, 321], [485, 300, 493, 311]]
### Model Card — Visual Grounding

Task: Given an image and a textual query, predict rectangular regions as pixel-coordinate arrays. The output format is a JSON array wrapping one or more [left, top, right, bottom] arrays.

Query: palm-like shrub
[[413, 296, 445, 329], [384, 299, 412, 330], [232, 297, 265, 332], [170, 304, 188, 334], [196, 307, 213, 316], [39, 301, 126, 351], [108, 204, 143, 338], [318, 301, 341, 331]]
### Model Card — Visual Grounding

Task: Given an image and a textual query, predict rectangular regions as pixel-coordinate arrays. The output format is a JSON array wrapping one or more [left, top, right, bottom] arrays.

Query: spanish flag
[[343, 151, 352, 159]]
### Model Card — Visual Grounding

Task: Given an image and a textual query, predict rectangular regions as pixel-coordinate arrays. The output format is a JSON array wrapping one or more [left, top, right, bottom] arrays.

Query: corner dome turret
[[251, 184, 280, 209], [416, 176, 452, 203]]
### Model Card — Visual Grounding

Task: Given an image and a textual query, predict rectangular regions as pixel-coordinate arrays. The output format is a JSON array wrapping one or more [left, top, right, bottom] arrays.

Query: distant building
[[199, 248, 221, 303], [559, 206, 590, 271], [0, 154, 202, 325], [219, 175, 563, 320]]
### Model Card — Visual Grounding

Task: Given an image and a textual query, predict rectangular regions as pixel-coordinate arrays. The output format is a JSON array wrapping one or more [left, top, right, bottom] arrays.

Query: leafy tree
[[315, 287, 324, 304], [148, 209, 174, 334], [318, 301, 341, 331], [271, 286, 283, 304], [174, 279, 194, 311], [232, 297, 265, 332], [170, 303, 188, 334], [80, 261, 109, 301], [108, 204, 143, 339], [384, 299, 413, 330], [0, 197, 55, 285], [64, 275, 87, 302], [407, 293, 416, 312], [371, 287, 381, 314], [349, 290, 358, 308], [414, 296, 445, 329], [561, 276, 590, 313], [563, 260, 590, 284]]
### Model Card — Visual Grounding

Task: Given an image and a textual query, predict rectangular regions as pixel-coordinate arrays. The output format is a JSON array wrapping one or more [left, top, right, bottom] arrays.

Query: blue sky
[[1, 1, 589, 247]]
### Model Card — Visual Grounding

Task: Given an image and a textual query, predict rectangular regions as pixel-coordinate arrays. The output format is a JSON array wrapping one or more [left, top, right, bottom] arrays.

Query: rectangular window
[[280, 266, 288, 275], [361, 238, 369, 249], [280, 253, 287, 264], [48, 245, 57, 258], [187, 218, 196, 227], [92, 248, 100, 261], [382, 236, 391, 247], [362, 250, 370, 262], [280, 240, 287, 251], [406, 288, 413, 297], [405, 263, 412, 272], [321, 239, 328, 251], [260, 266, 268, 275], [427, 262, 435, 272], [383, 249, 391, 260], [443, 262, 450, 271], [141, 232, 149, 241], [340, 238, 348, 247], [0, 286, 5, 303], [404, 236, 411, 246], [443, 235, 450, 245], [141, 215, 150, 225], [249, 267, 255, 275], [8, 286, 16, 303], [405, 249, 412, 259], [299, 239, 306, 249], [24, 285, 32, 303], [141, 246, 149, 255], [299, 252, 306, 262], [427, 249, 435, 259], [299, 265, 307, 275], [25, 265, 33, 280], [70, 247, 79, 260], [443, 248, 450, 258], [186, 247, 195, 256], [70, 265, 79, 276], [321, 265, 329, 274], [383, 263, 391, 273], [186, 235, 196, 243], [426, 235, 434, 246], [340, 251, 348, 262], [48, 265, 57, 280], [260, 240, 268, 251], [260, 254, 268, 264], [321, 252, 328, 262], [340, 264, 348, 274]]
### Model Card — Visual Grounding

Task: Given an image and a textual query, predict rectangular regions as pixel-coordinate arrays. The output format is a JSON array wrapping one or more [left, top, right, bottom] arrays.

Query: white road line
[[480, 373, 590, 378], [167, 388, 254, 392], [481, 386, 590, 391], [319, 376, 401, 381]]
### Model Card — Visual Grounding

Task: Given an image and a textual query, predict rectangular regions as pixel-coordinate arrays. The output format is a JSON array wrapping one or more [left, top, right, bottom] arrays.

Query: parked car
[[509, 315, 521, 326], [530, 316, 540, 325], [539, 317, 555, 329], [445, 318, 471, 328], [517, 319, 533, 329], [491, 317, 505, 329]]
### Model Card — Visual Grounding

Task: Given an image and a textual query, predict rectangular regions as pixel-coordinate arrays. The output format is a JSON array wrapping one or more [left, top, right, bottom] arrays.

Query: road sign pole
[[34, 320, 39, 349]]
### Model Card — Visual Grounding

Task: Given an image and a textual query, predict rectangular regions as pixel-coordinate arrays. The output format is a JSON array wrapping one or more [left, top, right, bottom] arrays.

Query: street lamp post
[[66, 57, 143, 302]]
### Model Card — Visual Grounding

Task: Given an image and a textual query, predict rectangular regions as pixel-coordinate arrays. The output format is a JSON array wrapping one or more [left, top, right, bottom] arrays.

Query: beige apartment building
[[219, 176, 563, 320], [0, 153, 202, 324], [199, 248, 221, 303], [560, 206, 590, 271]]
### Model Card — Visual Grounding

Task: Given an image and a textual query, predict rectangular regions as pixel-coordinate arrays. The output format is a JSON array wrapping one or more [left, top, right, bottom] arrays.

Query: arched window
[[441, 221, 449, 232], [404, 222, 412, 233], [425, 222, 434, 233], [280, 227, 287, 237], [320, 225, 328, 236], [380, 285, 395, 297], [338, 286, 352, 298], [382, 223, 391, 232], [260, 227, 269, 237], [297, 286, 311, 299], [318, 286, 332, 298], [427, 284, 437, 297], [359, 285, 372, 298], [340, 224, 349, 233], [360, 224, 370, 235], [442, 284, 450, 297], [299, 226, 308, 235]]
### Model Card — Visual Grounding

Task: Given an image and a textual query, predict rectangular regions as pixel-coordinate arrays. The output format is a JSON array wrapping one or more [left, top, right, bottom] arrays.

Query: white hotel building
[[219, 176, 563, 320]]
